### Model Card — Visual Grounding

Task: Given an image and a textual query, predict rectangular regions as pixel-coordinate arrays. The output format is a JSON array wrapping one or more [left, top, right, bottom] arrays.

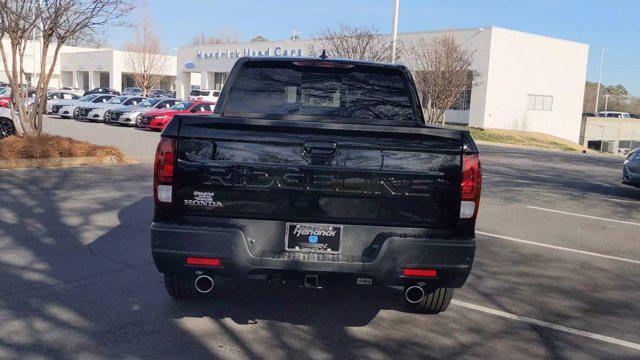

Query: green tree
[[604, 84, 628, 96]]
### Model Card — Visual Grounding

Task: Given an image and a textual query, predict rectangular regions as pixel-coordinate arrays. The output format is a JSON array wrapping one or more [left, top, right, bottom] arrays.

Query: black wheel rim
[[0, 120, 15, 139]]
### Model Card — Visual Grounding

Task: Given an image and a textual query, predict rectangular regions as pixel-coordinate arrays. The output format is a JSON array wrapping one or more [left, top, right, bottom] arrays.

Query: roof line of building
[[489, 26, 588, 47], [177, 25, 588, 50]]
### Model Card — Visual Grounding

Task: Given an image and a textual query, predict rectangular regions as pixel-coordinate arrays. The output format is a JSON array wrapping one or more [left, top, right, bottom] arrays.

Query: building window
[[213, 72, 228, 90], [527, 94, 553, 111]]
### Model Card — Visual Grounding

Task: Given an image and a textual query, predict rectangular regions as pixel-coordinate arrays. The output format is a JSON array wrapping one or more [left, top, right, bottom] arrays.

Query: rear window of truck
[[222, 61, 417, 124]]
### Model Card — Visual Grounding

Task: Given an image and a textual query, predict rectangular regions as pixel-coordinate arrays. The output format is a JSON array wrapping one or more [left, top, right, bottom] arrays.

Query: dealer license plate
[[285, 223, 342, 253]]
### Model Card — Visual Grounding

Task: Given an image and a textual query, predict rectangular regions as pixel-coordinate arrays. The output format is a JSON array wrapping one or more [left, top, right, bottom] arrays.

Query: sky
[[110, 0, 640, 94]]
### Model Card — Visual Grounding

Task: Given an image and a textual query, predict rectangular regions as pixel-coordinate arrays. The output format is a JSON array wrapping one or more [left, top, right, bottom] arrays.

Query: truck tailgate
[[172, 116, 463, 229]]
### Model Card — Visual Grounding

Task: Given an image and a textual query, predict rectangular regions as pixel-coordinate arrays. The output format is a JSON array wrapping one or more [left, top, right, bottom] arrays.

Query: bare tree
[[309, 24, 397, 62], [409, 35, 478, 126], [123, 12, 169, 96], [190, 29, 240, 46], [0, 0, 132, 136], [250, 35, 269, 42]]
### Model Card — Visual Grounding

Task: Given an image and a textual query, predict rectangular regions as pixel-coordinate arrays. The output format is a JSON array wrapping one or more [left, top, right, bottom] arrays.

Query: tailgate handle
[[303, 141, 337, 156]]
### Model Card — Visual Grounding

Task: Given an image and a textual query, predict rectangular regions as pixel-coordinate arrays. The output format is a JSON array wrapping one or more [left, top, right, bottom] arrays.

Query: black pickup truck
[[151, 57, 481, 314]]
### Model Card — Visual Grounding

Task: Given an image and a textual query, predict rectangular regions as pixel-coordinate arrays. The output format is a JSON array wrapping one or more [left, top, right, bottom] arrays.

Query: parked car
[[598, 111, 631, 118], [109, 97, 181, 127], [122, 87, 143, 96], [47, 92, 80, 101], [623, 148, 640, 188], [79, 96, 146, 122], [57, 94, 115, 119], [85, 87, 120, 96], [149, 57, 482, 314], [0, 89, 36, 108], [188, 89, 220, 103], [0, 94, 11, 108], [139, 100, 214, 130], [59, 86, 84, 97], [147, 89, 172, 98], [0, 107, 17, 139], [47, 93, 98, 114]]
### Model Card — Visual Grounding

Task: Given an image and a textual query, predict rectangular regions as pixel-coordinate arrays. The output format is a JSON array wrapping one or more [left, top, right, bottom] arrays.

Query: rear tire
[[163, 273, 199, 300], [0, 117, 15, 139], [404, 286, 454, 314]]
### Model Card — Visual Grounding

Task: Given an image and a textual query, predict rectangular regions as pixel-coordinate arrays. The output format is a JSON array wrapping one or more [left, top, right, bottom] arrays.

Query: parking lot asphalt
[[43, 116, 161, 162], [1, 117, 640, 358]]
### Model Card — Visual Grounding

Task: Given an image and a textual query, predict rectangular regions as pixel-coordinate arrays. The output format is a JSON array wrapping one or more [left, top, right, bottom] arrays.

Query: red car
[[140, 101, 215, 131], [0, 96, 11, 108]]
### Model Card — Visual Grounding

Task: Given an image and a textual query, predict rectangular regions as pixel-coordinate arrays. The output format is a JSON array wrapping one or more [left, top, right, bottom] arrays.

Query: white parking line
[[476, 231, 640, 265], [526, 206, 640, 227], [452, 300, 640, 351], [569, 193, 640, 205]]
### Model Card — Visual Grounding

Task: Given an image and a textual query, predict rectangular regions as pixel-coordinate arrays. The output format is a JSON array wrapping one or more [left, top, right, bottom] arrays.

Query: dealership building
[[0, 39, 177, 93], [176, 27, 589, 143]]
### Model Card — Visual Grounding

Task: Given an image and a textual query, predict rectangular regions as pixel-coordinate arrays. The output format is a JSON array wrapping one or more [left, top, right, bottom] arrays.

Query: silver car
[[81, 96, 146, 122], [109, 98, 182, 126], [56, 94, 115, 118]]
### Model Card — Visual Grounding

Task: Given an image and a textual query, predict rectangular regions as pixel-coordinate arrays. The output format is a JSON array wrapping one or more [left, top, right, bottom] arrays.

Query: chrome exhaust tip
[[624, 175, 631, 181], [194, 275, 214, 294], [405, 285, 425, 304]]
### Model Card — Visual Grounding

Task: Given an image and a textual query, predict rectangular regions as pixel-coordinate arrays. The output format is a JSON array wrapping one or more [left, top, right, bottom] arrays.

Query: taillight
[[403, 269, 437, 277], [460, 153, 482, 218], [186, 257, 222, 267], [154, 137, 176, 204]]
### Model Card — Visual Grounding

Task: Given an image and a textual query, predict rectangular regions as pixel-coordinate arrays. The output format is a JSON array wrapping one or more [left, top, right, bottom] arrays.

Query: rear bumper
[[150, 221, 475, 288]]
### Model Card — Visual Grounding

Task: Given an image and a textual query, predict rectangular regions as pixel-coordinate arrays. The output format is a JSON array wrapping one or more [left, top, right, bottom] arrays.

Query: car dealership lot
[[1, 118, 640, 358], [43, 115, 161, 162]]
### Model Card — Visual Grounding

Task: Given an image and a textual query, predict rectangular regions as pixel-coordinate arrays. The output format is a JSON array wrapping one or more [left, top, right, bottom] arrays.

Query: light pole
[[391, 0, 400, 63], [594, 47, 606, 114]]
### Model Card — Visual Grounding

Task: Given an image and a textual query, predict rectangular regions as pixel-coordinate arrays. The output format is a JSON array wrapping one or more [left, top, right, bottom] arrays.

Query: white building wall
[[481, 27, 588, 142], [0, 39, 95, 88], [60, 49, 115, 90]]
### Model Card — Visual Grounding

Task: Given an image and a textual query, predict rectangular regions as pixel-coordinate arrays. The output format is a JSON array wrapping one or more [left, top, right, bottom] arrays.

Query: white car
[[108, 97, 182, 126], [45, 92, 81, 113], [57, 94, 115, 119], [188, 89, 220, 103], [81, 95, 146, 122], [59, 86, 84, 97], [598, 111, 631, 118]]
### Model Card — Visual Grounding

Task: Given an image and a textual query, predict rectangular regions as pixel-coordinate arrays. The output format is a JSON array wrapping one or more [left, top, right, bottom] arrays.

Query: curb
[[475, 141, 620, 159], [0, 156, 134, 169]]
